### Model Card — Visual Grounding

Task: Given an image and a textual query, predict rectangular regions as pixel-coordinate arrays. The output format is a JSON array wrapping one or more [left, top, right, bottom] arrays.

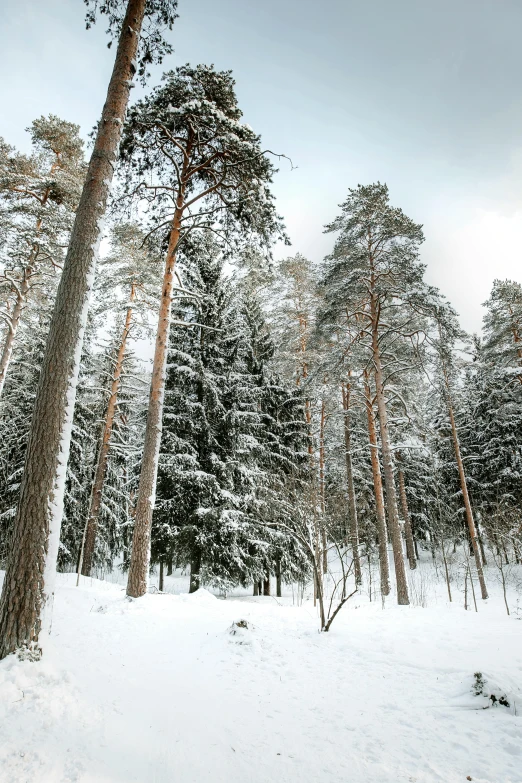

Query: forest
[[0, 2, 521, 782]]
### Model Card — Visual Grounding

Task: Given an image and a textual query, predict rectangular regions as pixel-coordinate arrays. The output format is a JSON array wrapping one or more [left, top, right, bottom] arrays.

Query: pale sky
[[2, 0, 522, 333]]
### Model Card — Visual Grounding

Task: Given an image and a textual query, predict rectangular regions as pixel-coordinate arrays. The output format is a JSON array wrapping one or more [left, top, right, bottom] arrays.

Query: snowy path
[[1, 573, 521, 782]]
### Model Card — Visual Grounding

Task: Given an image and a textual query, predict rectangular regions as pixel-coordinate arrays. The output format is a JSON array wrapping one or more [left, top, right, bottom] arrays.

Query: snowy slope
[[0, 570, 521, 783]]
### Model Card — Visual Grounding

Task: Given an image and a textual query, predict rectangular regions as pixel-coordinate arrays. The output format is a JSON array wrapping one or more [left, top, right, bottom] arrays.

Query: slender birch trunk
[[363, 369, 390, 595], [442, 368, 488, 599], [0, 0, 146, 660], [370, 291, 409, 605], [79, 286, 136, 577], [341, 382, 362, 584], [397, 455, 417, 570], [126, 185, 187, 597]]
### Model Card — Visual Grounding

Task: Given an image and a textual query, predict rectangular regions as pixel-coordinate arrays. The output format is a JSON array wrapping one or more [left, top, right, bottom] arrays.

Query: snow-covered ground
[[1, 561, 521, 783]]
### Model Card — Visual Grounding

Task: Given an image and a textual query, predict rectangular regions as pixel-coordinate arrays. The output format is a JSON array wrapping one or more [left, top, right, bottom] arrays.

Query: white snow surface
[[0, 568, 521, 783]]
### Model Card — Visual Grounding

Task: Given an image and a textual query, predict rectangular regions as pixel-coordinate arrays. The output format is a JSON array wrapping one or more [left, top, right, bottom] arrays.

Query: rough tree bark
[[370, 287, 409, 605], [0, 0, 146, 660], [396, 453, 417, 570], [126, 173, 188, 597], [79, 285, 136, 577], [363, 369, 391, 596], [263, 573, 271, 596], [341, 382, 362, 584]]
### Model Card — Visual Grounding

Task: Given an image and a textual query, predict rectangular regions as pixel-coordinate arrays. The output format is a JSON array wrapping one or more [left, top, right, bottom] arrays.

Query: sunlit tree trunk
[[126, 182, 188, 597]]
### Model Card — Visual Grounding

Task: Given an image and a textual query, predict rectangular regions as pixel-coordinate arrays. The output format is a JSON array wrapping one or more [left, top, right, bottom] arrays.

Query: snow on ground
[[0, 561, 521, 783]]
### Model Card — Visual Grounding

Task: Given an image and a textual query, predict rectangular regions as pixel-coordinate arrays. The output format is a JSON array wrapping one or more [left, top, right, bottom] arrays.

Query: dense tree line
[[0, 0, 521, 658]]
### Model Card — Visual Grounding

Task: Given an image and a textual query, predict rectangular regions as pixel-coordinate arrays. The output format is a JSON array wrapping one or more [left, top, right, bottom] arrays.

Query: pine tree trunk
[[397, 457, 417, 570], [370, 293, 409, 605], [80, 292, 135, 577], [0, 275, 29, 399], [253, 581, 259, 596], [263, 573, 271, 596], [444, 374, 488, 599], [126, 183, 188, 598], [167, 556, 173, 576], [276, 560, 282, 597], [0, 0, 146, 660], [363, 370, 391, 596], [189, 552, 201, 594], [159, 560, 164, 592], [341, 382, 362, 584]]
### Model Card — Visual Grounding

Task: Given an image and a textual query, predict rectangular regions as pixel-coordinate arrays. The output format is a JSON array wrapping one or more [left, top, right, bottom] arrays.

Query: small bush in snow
[[472, 672, 510, 708]]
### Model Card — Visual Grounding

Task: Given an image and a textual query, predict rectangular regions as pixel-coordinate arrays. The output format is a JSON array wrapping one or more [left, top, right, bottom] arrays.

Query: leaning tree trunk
[[79, 289, 136, 577], [370, 294, 409, 605], [444, 382, 488, 599], [363, 370, 391, 596], [397, 455, 417, 570], [341, 382, 362, 585], [0, 0, 146, 660], [126, 192, 186, 598], [0, 275, 29, 399]]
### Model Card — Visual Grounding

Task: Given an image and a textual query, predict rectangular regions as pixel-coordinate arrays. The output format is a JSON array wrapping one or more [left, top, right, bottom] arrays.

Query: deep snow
[[0, 565, 521, 783]]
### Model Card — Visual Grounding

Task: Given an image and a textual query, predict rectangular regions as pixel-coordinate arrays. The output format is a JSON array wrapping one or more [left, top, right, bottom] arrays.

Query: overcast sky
[[2, 0, 522, 333]]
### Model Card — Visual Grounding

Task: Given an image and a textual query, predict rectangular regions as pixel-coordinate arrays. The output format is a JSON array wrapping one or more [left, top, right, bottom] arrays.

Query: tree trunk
[[443, 375, 488, 599], [159, 560, 164, 592], [253, 581, 259, 596], [319, 395, 328, 573], [167, 556, 173, 576], [341, 382, 362, 584], [363, 370, 391, 596], [397, 456, 417, 570], [0, 275, 30, 399], [0, 0, 146, 660], [126, 183, 187, 597], [276, 562, 282, 598], [263, 573, 271, 596], [189, 552, 201, 594], [79, 291, 135, 577], [370, 293, 409, 605], [475, 513, 487, 566]]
